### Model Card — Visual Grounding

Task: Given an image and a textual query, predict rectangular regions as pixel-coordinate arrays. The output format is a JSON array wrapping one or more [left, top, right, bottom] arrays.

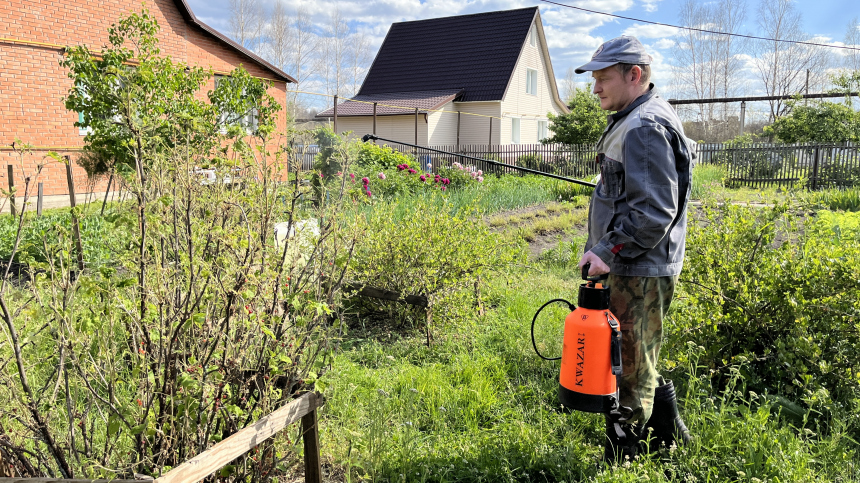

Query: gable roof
[[358, 7, 538, 102], [172, 0, 296, 83], [317, 89, 463, 117]]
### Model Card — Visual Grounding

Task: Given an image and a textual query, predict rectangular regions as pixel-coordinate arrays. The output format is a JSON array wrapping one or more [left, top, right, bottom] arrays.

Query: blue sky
[[185, 0, 858, 114]]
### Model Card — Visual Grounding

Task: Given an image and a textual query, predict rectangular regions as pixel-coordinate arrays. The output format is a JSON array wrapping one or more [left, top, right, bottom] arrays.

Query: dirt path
[[485, 202, 589, 258]]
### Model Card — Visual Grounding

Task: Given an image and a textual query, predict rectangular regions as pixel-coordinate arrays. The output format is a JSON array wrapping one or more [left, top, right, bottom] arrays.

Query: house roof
[[172, 0, 296, 84], [316, 89, 464, 117], [357, 7, 539, 102]]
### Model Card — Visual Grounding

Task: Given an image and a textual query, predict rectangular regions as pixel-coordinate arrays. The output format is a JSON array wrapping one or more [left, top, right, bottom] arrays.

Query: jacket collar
[[609, 83, 656, 122]]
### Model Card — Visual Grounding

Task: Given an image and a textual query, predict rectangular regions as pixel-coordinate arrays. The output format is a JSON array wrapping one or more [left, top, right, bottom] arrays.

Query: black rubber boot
[[642, 377, 691, 452]]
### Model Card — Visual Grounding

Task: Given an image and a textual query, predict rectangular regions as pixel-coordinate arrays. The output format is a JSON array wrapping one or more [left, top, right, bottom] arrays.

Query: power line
[[539, 0, 860, 52]]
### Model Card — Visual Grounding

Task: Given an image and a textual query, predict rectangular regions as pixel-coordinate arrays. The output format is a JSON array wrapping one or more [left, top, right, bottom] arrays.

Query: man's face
[[591, 66, 638, 112]]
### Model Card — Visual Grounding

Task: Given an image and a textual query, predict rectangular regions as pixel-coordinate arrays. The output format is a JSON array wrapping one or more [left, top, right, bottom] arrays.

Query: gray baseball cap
[[575, 36, 653, 74]]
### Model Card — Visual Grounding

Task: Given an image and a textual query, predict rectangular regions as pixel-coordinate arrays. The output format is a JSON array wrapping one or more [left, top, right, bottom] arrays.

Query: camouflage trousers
[[605, 274, 678, 425]]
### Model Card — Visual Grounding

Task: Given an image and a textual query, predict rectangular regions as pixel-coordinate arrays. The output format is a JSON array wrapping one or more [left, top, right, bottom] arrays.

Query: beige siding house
[[317, 7, 568, 147]]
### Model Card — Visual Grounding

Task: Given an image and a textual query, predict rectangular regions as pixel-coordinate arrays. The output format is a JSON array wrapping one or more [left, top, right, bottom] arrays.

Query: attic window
[[526, 69, 538, 96], [530, 25, 537, 47]]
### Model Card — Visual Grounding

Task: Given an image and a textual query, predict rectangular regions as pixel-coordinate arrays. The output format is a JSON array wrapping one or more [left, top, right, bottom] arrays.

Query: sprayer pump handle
[[581, 262, 609, 282]]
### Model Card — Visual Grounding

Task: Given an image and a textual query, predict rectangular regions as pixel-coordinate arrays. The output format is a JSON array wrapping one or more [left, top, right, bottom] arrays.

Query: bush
[[665, 201, 860, 437], [356, 142, 414, 170], [347, 198, 526, 333]]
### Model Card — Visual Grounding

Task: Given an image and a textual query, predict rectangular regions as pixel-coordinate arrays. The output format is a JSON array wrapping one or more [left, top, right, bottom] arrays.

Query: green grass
[[320, 267, 859, 482]]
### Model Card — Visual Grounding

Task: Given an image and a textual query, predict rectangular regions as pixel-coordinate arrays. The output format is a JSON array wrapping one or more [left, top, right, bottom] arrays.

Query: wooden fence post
[[7, 165, 15, 218], [333, 95, 338, 135], [811, 145, 820, 190], [37, 182, 43, 217], [64, 157, 85, 272], [301, 394, 322, 483]]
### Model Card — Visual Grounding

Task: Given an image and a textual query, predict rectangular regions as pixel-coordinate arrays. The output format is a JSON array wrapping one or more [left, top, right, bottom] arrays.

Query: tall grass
[[691, 163, 726, 200], [320, 268, 859, 482]]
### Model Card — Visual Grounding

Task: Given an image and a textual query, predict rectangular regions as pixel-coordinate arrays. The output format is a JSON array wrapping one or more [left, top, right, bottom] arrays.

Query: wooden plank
[[0, 480, 138, 483], [155, 392, 319, 483]]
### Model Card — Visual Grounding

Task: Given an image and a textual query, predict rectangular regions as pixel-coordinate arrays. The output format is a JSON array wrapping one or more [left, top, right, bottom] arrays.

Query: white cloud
[[640, 0, 665, 13], [622, 23, 678, 39]]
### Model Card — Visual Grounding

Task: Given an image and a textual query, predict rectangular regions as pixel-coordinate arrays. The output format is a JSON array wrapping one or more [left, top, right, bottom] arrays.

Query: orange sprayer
[[531, 262, 623, 414]]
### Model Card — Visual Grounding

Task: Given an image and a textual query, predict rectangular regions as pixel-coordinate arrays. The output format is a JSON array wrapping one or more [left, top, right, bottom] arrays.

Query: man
[[574, 36, 693, 461]]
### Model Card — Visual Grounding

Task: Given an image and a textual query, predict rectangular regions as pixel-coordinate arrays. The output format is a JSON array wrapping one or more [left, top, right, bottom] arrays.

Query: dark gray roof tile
[[357, 7, 538, 102]]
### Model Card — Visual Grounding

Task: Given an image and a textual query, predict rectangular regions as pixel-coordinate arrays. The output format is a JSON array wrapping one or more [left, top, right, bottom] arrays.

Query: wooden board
[[155, 392, 318, 483]]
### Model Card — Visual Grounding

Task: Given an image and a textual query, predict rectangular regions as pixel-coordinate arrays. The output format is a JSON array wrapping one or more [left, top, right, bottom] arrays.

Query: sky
[[185, 0, 860, 117]]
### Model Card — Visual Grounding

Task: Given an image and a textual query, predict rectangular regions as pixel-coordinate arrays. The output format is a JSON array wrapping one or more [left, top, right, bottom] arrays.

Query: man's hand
[[578, 251, 610, 277]]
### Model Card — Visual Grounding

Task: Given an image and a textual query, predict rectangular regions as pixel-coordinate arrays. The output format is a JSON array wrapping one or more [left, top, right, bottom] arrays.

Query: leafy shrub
[[666, 201, 860, 436], [347, 198, 526, 332], [356, 142, 414, 170]]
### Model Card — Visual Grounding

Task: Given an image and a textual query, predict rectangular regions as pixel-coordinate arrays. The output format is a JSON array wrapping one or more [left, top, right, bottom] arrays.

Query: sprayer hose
[[531, 298, 574, 361]]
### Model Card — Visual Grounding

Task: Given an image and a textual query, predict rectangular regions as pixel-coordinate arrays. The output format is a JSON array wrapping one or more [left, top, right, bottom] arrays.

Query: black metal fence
[[695, 142, 860, 189], [291, 141, 860, 190]]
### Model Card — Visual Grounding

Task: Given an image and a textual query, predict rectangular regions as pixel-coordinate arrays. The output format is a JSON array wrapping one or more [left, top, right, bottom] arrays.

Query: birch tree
[[844, 17, 860, 73], [318, 8, 350, 102], [751, 0, 830, 120], [228, 0, 263, 52], [672, 0, 747, 124], [347, 31, 372, 97]]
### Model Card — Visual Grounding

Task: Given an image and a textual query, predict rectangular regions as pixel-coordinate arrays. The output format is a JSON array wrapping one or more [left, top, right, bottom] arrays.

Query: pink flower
[[319, 173, 324, 178], [477, 170, 483, 176], [470, 172, 477, 178], [349, 173, 355, 180], [378, 172, 386, 180], [441, 186, 447, 192], [477, 176, 484, 182], [420, 174, 426, 181], [337, 171, 343, 176], [408, 168, 417, 174], [366, 190, 372, 197], [361, 177, 370, 185]]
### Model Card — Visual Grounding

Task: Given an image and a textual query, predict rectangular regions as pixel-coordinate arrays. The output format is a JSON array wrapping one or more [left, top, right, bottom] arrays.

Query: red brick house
[[0, 0, 295, 201]]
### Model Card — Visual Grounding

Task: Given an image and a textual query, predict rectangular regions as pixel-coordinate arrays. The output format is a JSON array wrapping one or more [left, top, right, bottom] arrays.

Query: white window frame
[[215, 75, 259, 135], [511, 117, 521, 144], [530, 25, 537, 47], [537, 120, 548, 142], [526, 68, 538, 96]]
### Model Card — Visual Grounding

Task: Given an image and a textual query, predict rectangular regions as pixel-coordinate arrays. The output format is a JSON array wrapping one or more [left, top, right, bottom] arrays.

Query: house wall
[[427, 101, 458, 145], [335, 115, 428, 146], [0, 0, 288, 197], [453, 102, 501, 146], [500, 19, 566, 145]]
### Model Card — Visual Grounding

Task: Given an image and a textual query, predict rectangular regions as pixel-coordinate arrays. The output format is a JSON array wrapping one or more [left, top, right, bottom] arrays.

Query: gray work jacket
[[584, 86, 694, 277]]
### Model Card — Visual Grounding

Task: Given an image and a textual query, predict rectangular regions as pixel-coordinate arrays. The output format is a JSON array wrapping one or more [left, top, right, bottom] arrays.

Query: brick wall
[[0, 0, 289, 197]]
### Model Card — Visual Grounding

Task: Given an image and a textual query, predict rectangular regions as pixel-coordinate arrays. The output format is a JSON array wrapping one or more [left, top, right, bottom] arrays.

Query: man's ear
[[630, 65, 642, 84]]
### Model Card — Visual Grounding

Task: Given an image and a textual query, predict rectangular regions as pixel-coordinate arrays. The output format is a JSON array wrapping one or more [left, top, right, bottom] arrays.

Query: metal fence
[[290, 141, 860, 190], [695, 142, 860, 189]]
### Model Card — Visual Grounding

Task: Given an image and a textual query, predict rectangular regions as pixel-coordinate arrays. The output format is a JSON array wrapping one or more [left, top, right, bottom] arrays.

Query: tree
[[764, 99, 860, 143], [543, 84, 605, 145], [265, 0, 292, 73], [751, 0, 830, 120], [347, 30, 372, 98], [844, 17, 860, 73], [286, 7, 319, 113], [318, 8, 350, 100], [559, 66, 577, 104], [672, 0, 747, 125], [228, 0, 263, 52]]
